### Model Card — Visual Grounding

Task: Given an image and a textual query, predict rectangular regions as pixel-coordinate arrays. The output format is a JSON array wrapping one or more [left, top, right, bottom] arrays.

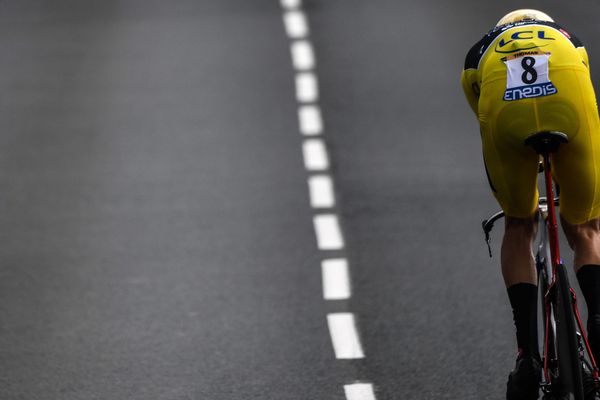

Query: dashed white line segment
[[308, 174, 335, 208], [303, 139, 329, 171], [280, 0, 302, 10], [283, 10, 309, 39], [291, 40, 316, 71], [322, 258, 351, 300], [299, 105, 323, 135], [313, 214, 345, 250], [295, 72, 319, 103], [327, 313, 365, 359], [344, 383, 377, 400]]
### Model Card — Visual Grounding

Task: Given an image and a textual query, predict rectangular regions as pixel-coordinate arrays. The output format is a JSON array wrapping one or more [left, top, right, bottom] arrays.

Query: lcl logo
[[495, 31, 555, 54]]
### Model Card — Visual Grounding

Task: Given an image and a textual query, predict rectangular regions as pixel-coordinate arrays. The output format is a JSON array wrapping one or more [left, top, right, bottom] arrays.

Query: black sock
[[507, 283, 540, 359], [576, 265, 600, 358]]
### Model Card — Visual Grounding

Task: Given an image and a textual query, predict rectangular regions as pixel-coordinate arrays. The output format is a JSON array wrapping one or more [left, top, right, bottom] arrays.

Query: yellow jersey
[[460, 20, 600, 224], [461, 20, 589, 115]]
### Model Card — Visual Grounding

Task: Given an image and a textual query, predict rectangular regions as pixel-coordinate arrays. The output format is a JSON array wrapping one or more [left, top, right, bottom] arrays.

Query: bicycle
[[482, 131, 600, 400]]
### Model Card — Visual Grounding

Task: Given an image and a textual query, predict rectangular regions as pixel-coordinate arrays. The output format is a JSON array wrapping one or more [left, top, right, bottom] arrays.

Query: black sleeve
[[464, 36, 487, 70]]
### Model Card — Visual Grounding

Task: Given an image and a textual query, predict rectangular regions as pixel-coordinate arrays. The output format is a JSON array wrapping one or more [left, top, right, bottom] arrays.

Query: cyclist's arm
[[461, 68, 480, 115], [557, 26, 590, 69], [461, 36, 486, 116], [578, 46, 590, 69]]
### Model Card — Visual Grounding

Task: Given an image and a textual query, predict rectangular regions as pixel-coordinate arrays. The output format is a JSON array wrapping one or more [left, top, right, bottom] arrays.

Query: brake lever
[[482, 219, 493, 258]]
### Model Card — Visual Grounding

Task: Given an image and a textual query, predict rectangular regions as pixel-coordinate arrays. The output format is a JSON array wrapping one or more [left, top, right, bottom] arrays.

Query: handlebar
[[481, 197, 559, 257]]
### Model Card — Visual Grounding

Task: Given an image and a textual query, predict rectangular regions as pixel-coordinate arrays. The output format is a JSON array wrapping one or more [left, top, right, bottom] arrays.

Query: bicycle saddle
[[524, 131, 569, 154]]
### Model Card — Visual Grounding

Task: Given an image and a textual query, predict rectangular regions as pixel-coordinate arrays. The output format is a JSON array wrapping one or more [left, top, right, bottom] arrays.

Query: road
[[0, 1, 599, 399]]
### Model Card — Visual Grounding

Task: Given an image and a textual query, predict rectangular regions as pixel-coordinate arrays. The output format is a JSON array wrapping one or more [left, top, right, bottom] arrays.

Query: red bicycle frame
[[541, 151, 600, 384]]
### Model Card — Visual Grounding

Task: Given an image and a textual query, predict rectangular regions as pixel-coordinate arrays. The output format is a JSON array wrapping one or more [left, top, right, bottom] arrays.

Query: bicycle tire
[[554, 263, 585, 400], [539, 255, 556, 372]]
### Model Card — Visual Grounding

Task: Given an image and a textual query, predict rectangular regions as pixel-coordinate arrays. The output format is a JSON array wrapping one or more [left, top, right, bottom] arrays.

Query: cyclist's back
[[462, 15, 600, 225], [461, 9, 600, 400]]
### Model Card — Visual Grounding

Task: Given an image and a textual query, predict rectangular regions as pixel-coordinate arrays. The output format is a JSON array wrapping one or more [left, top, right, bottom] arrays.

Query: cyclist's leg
[[479, 78, 547, 399], [479, 94, 543, 288], [502, 215, 538, 286], [479, 90, 543, 362], [551, 67, 600, 364], [563, 217, 600, 360], [556, 120, 600, 271], [549, 65, 600, 254], [562, 217, 600, 269]]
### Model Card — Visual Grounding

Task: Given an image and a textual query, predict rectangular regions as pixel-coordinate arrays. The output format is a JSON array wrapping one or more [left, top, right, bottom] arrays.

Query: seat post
[[524, 131, 568, 268], [541, 151, 562, 268]]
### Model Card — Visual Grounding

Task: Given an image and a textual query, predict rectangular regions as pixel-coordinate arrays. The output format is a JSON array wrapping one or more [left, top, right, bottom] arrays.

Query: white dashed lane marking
[[302, 139, 329, 171], [295, 72, 319, 103], [280, 0, 301, 10], [344, 383, 377, 400], [308, 174, 335, 208], [313, 214, 345, 250], [291, 40, 316, 71], [298, 105, 323, 136], [322, 258, 351, 300], [327, 313, 365, 359], [283, 10, 309, 39], [280, 1, 377, 397]]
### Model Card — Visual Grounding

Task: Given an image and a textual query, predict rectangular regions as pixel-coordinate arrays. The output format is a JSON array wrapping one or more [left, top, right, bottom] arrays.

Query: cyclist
[[462, 9, 600, 400]]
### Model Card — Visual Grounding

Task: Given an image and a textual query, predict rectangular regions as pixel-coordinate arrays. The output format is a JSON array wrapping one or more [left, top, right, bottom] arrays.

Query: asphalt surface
[[1, 1, 600, 399]]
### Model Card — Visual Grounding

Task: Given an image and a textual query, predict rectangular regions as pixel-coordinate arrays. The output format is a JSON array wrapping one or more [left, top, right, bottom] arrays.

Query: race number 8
[[505, 54, 550, 90], [521, 57, 538, 84], [504, 54, 556, 100]]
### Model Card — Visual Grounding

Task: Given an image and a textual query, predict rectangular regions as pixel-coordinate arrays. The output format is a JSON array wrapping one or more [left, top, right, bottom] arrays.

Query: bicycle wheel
[[539, 254, 556, 369], [538, 247, 560, 400], [554, 263, 585, 400]]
